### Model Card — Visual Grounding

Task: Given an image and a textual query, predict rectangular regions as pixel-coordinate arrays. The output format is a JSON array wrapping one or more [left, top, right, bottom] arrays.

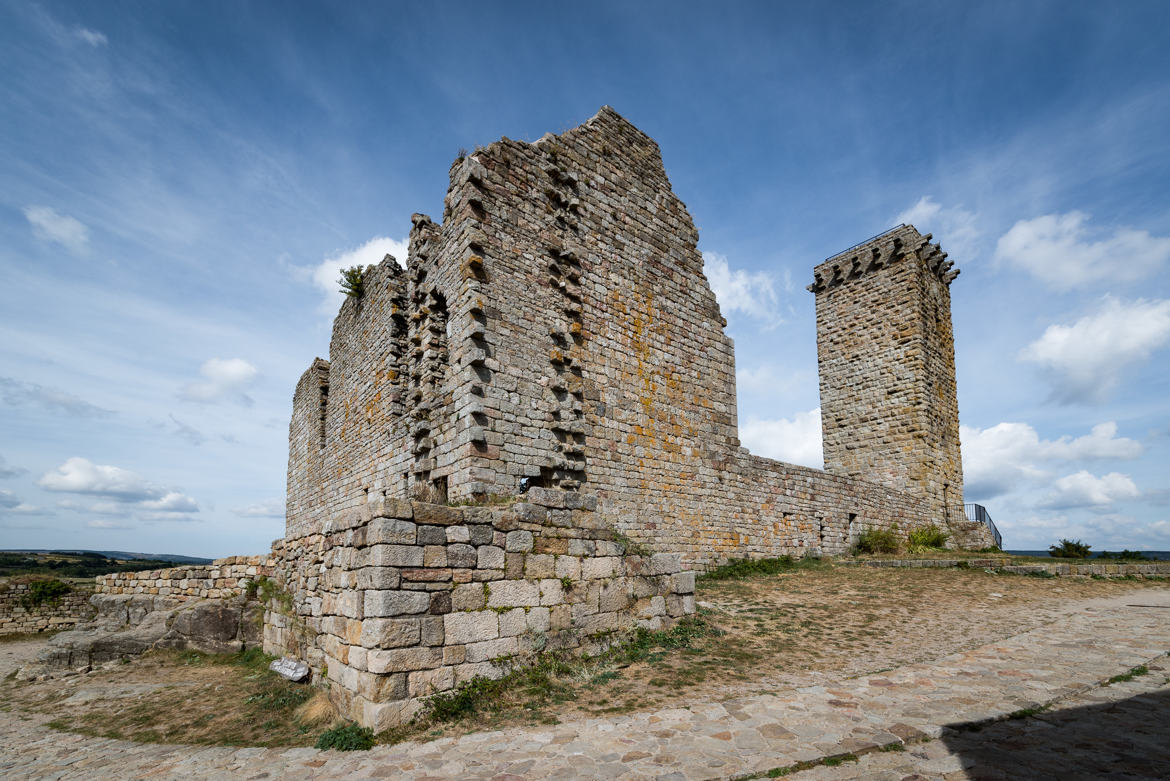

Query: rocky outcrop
[[34, 593, 264, 672]]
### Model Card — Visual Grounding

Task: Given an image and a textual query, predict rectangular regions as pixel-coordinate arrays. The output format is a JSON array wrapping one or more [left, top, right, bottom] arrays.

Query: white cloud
[[1019, 297, 1170, 403], [40, 457, 164, 500], [739, 408, 823, 468], [140, 492, 199, 513], [57, 498, 123, 515], [23, 205, 90, 254], [75, 28, 108, 47], [0, 376, 112, 417], [702, 252, 781, 326], [895, 197, 980, 261], [995, 212, 1170, 291], [311, 236, 408, 315], [1042, 471, 1140, 509], [0, 489, 21, 509], [234, 498, 285, 518], [961, 421, 1142, 500], [179, 358, 259, 406]]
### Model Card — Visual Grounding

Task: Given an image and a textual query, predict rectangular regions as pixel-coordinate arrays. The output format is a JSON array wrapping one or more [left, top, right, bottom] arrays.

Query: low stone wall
[[608, 451, 994, 571], [853, 558, 1170, 577], [95, 556, 275, 599], [267, 488, 695, 730], [0, 581, 96, 634]]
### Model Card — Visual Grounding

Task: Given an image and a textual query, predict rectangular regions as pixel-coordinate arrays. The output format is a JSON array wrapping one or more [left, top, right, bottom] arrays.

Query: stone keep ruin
[[52, 107, 992, 731]]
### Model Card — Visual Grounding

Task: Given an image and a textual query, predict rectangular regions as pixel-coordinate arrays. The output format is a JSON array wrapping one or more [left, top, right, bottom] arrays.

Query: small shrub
[[699, 556, 799, 581], [907, 524, 948, 552], [20, 578, 70, 609], [852, 528, 900, 555], [338, 265, 366, 299], [1049, 538, 1092, 559], [315, 722, 374, 751]]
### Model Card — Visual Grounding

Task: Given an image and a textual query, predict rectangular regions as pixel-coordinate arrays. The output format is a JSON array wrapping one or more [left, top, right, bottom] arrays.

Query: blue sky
[[2, 0, 1168, 557]]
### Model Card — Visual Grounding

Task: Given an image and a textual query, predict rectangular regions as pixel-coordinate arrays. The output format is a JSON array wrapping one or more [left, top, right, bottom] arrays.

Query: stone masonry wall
[[285, 106, 992, 571], [266, 488, 693, 731], [95, 556, 275, 599], [0, 581, 96, 634], [811, 225, 967, 529]]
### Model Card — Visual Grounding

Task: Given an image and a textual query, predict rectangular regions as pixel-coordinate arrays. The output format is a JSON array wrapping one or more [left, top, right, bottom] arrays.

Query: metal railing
[[964, 503, 1002, 549], [823, 224, 907, 262]]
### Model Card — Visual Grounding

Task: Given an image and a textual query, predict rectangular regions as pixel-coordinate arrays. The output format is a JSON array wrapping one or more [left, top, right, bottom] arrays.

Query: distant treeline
[[0, 551, 176, 579]]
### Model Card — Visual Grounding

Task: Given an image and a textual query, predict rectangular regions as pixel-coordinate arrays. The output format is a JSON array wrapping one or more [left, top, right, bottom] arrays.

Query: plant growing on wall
[[20, 578, 70, 609], [338, 265, 366, 299]]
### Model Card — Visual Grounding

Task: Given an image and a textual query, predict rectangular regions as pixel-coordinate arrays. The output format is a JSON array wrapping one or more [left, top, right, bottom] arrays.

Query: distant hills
[[4, 549, 213, 565]]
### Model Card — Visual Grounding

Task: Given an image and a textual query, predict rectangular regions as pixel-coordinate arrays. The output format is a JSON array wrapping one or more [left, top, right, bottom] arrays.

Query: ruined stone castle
[[68, 107, 992, 731], [286, 106, 989, 563]]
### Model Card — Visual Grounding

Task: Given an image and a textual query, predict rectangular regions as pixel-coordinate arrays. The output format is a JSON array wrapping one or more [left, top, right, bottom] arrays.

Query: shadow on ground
[[942, 689, 1170, 780]]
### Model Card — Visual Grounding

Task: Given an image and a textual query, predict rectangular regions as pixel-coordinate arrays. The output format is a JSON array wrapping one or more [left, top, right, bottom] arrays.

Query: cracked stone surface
[[2, 589, 1168, 780]]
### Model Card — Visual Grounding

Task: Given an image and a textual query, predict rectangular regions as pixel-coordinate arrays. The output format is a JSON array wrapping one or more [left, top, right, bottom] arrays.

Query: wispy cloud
[[168, 414, 207, 446], [0, 376, 113, 417], [702, 252, 782, 327], [179, 358, 259, 406], [22, 205, 90, 254], [0, 455, 26, 479], [739, 407, 823, 468], [1019, 297, 1170, 403], [895, 197, 980, 262], [996, 212, 1170, 291], [0, 489, 45, 515], [87, 519, 135, 530], [75, 28, 108, 47], [233, 498, 285, 518]]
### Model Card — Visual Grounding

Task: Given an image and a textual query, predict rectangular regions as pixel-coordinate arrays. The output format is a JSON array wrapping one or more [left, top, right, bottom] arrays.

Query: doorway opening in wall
[[847, 512, 858, 547]]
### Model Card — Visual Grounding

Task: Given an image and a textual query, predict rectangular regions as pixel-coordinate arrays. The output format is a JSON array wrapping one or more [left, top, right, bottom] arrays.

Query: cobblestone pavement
[[2, 590, 1168, 780]]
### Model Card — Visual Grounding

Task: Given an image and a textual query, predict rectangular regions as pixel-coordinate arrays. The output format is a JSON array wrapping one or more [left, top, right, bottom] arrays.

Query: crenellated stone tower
[[810, 224, 966, 531]]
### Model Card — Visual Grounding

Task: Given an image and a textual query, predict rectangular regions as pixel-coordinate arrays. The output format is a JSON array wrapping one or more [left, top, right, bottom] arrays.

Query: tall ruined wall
[[286, 106, 989, 565], [810, 226, 965, 527]]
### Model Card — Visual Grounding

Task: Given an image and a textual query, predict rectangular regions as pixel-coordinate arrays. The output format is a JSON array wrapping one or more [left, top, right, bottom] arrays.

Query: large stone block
[[443, 610, 499, 644], [360, 618, 421, 648], [366, 518, 417, 545], [367, 646, 442, 674], [363, 590, 430, 617], [486, 579, 540, 608], [364, 545, 424, 568]]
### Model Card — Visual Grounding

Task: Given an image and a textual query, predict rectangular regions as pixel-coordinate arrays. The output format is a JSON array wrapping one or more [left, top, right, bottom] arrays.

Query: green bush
[[337, 265, 366, 299], [699, 556, 797, 581], [907, 524, 948, 551], [315, 722, 375, 751], [852, 528, 900, 555], [20, 578, 71, 609], [1049, 539, 1092, 559]]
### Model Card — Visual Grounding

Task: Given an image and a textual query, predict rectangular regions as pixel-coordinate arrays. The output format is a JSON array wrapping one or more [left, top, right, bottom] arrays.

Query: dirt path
[[2, 584, 1168, 779]]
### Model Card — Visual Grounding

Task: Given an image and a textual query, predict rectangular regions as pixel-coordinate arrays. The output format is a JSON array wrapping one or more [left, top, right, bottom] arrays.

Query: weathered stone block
[[412, 503, 463, 526], [363, 590, 430, 617], [366, 646, 442, 674], [477, 545, 505, 570], [505, 530, 534, 553], [364, 545, 424, 568], [360, 618, 421, 649], [367, 518, 417, 545], [486, 580, 540, 608], [443, 610, 499, 644]]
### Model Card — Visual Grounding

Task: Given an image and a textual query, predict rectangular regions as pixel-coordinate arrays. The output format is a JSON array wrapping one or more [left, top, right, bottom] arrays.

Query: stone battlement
[[809, 223, 959, 293]]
